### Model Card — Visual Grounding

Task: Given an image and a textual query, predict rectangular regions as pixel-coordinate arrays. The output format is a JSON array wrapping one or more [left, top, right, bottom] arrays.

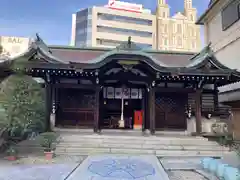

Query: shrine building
[[2, 35, 240, 135]]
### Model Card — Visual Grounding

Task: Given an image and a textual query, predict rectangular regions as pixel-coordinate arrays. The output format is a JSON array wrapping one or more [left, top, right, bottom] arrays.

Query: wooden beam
[[54, 83, 96, 90], [102, 72, 151, 82], [155, 87, 195, 93]]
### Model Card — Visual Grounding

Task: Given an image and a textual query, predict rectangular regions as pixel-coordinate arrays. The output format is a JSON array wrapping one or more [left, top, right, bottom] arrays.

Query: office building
[[71, 0, 201, 52]]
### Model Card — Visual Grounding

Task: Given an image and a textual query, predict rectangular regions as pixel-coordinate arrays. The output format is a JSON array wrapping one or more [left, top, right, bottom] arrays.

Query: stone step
[[58, 138, 218, 146], [59, 134, 206, 141], [55, 147, 229, 157], [56, 142, 229, 151]]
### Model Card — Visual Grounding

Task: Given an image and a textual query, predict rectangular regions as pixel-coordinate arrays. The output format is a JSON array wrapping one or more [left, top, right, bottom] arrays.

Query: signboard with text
[[0, 36, 31, 58], [107, 0, 143, 13]]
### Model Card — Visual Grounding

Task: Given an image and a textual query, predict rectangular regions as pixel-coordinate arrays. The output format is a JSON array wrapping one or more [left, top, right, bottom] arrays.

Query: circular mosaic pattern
[[88, 158, 155, 179]]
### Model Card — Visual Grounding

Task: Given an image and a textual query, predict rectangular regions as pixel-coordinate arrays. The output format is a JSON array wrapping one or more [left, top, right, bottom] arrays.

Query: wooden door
[[155, 93, 187, 130], [57, 89, 95, 128], [134, 110, 143, 129]]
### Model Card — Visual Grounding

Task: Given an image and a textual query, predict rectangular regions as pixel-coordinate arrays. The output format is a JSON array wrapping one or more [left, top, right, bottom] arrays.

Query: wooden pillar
[[50, 85, 56, 130], [45, 81, 52, 132], [149, 87, 156, 134], [94, 86, 100, 133], [214, 84, 219, 111], [195, 89, 202, 134], [141, 89, 146, 132]]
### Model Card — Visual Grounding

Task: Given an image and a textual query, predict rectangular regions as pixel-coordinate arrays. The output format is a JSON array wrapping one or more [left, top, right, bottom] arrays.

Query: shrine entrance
[[155, 92, 187, 130], [100, 87, 144, 130]]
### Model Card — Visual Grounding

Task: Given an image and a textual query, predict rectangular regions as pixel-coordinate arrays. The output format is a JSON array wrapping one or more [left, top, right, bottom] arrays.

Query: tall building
[[197, 0, 240, 69], [71, 3, 155, 49], [71, 0, 201, 52], [156, 0, 201, 51]]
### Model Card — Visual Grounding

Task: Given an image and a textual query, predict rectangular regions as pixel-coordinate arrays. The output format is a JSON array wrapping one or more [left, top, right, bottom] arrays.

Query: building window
[[96, 39, 152, 49], [164, 38, 168, 46], [191, 41, 196, 49], [164, 25, 168, 33], [172, 36, 175, 45], [98, 13, 152, 26], [190, 14, 194, 21], [189, 27, 194, 36], [163, 12, 166, 18], [97, 26, 152, 37], [222, 0, 240, 31], [177, 37, 182, 46], [177, 24, 182, 33]]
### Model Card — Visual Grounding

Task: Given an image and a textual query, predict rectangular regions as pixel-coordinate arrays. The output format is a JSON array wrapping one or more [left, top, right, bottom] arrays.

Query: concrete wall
[[203, 0, 240, 69]]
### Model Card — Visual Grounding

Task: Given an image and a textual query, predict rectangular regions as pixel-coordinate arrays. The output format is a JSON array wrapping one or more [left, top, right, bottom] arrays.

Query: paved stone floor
[[0, 155, 86, 165], [67, 155, 169, 180], [167, 170, 208, 180], [0, 155, 219, 180], [0, 164, 78, 180]]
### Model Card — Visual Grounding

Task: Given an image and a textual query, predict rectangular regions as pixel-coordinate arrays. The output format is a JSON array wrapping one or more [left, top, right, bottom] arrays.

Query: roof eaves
[[218, 81, 240, 93], [196, 0, 220, 25], [37, 47, 68, 64], [33, 34, 68, 64], [49, 45, 111, 52], [144, 49, 196, 56]]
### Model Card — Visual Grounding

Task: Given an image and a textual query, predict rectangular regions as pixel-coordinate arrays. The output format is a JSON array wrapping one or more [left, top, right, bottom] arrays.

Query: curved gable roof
[[9, 34, 239, 75]]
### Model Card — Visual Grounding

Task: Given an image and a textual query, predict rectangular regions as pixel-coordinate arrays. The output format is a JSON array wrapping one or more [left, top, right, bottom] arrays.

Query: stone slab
[[161, 158, 202, 170], [0, 164, 77, 180], [67, 155, 170, 180]]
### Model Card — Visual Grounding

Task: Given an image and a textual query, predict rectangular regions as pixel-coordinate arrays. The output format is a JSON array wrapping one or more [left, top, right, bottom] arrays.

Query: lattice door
[[155, 93, 187, 130]]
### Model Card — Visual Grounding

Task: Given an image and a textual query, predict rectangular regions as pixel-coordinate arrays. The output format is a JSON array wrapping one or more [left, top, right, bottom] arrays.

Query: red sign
[[108, 0, 143, 13], [134, 110, 143, 129]]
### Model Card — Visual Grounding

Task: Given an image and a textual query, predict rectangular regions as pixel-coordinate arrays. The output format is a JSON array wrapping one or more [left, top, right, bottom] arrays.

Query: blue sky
[[0, 0, 210, 45]]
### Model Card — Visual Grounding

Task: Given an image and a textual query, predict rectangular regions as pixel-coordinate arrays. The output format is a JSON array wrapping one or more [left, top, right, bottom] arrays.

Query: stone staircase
[[53, 130, 231, 158]]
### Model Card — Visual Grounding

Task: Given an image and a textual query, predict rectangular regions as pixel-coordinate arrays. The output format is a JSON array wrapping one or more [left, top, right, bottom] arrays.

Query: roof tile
[[50, 47, 195, 67]]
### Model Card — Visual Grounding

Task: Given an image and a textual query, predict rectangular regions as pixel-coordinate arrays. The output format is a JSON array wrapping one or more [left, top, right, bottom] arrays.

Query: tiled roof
[[12, 34, 239, 75], [50, 48, 107, 63], [218, 81, 240, 93], [49, 46, 194, 67]]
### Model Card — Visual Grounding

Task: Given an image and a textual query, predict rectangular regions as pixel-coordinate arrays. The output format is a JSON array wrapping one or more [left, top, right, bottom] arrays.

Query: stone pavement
[[67, 155, 169, 180], [0, 163, 78, 180], [0, 155, 86, 165], [0, 154, 220, 180]]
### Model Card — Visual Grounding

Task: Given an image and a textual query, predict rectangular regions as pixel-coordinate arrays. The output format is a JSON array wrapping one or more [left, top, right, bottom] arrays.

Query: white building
[[196, 0, 240, 69], [0, 36, 31, 59]]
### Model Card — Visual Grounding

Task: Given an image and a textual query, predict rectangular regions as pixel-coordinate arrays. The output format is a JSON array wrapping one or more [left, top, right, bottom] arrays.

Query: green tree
[[0, 74, 46, 137]]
